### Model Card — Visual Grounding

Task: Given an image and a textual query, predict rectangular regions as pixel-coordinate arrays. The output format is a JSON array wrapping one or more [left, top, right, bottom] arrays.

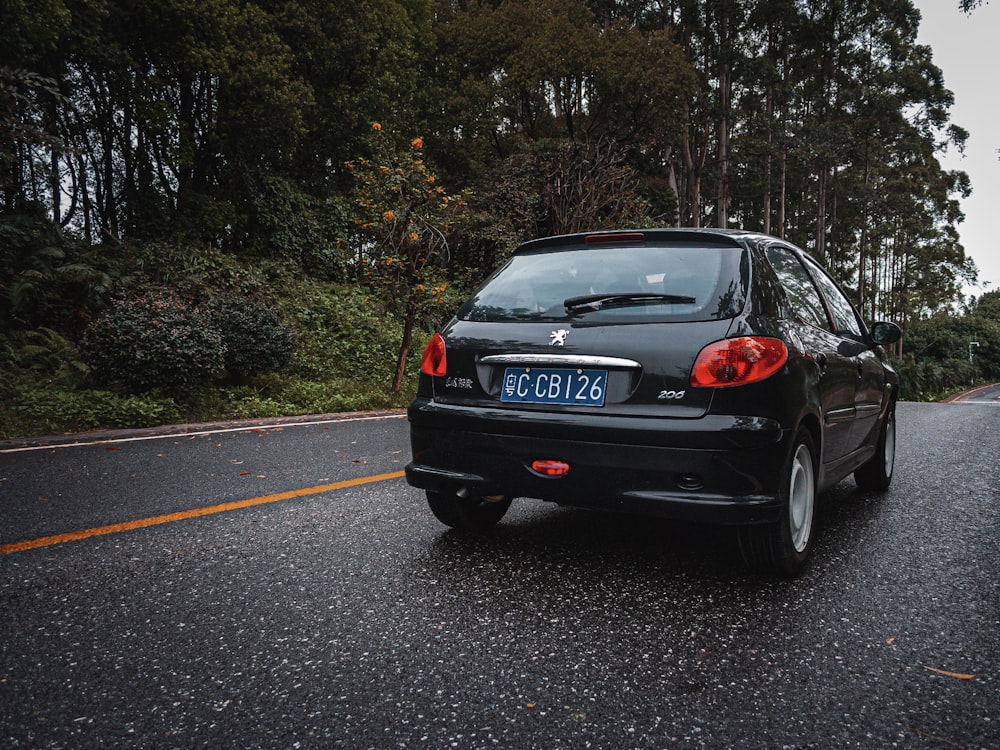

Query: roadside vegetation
[[1, 1, 997, 438]]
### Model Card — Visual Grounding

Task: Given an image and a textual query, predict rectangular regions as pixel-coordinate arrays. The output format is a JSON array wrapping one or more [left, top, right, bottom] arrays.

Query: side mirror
[[871, 321, 901, 345]]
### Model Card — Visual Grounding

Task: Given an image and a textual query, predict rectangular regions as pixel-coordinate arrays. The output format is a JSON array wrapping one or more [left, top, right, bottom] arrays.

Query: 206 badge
[[549, 329, 570, 346]]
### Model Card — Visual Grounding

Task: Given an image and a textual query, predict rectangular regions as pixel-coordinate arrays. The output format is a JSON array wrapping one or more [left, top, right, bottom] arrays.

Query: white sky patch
[[913, 0, 1000, 298]]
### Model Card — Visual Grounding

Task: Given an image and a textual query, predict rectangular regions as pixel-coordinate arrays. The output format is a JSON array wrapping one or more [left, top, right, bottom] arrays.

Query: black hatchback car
[[405, 229, 900, 575]]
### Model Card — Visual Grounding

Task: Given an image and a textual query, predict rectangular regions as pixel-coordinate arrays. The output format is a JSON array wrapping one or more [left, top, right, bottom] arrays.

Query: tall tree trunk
[[716, 0, 732, 228], [829, 167, 838, 268], [815, 167, 826, 264], [763, 83, 773, 235], [857, 152, 871, 313], [762, 20, 778, 236], [778, 144, 787, 239], [664, 146, 680, 227], [681, 104, 700, 227]]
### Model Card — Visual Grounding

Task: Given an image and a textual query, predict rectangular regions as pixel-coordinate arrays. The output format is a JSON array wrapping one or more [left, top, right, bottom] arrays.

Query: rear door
[[800, 255, 887, 449], [764, 245, 858, 462]]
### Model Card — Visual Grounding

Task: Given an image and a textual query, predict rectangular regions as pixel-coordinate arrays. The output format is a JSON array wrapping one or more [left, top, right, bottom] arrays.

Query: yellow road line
[[0, 470, 407, 555]]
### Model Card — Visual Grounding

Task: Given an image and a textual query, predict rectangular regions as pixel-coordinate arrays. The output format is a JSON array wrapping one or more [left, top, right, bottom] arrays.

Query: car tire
[[426, 489, 512, 531], [854, 406, 895, 491], [738, 427, 817, 577]]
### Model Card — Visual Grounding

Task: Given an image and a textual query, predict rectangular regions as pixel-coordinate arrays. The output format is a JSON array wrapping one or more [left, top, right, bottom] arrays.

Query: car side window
[[764, 246, 830, 330], [801, 257, 864, 342]]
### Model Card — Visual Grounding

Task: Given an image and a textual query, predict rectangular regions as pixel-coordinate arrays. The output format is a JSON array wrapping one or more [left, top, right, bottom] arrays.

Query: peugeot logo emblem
[[549, 329, 570, 346]]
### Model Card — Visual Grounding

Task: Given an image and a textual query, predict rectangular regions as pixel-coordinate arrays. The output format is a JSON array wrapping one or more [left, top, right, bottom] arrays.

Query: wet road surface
[[1, 402, 997, 748]]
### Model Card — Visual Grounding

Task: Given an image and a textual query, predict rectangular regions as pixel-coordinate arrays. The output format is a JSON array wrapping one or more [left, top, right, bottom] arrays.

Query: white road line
[[0, 412, 407, 454]]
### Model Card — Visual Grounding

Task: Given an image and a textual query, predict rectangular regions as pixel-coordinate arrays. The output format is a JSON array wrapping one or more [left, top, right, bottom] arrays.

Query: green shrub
[[279, 281, 401, 383], [126, 241, 266, 297], [80, 290, 225, 392], [207, 297, 297, 381], [895, 353, 975, 402]]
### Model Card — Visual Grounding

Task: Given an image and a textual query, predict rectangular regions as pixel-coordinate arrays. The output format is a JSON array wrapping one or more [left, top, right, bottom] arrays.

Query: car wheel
[[854, 406, 895, 491], [426, 489, 512, 531], [738, 428, 817, 577]]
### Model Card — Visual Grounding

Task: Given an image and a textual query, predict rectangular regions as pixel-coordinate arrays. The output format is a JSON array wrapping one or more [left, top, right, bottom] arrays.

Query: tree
[[969, 289, 1000, 320], [424, 0, 695, 247], [346, 124, 467, 392]]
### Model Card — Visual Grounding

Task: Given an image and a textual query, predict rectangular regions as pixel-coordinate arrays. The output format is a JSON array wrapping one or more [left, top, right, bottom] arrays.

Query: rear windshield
[[458, 243, 747, 323]]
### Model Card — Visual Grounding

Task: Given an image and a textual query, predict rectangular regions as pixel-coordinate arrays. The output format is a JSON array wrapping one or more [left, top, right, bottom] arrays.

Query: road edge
[[940, 383, 1000, 403], [0, 409, 408, 452]]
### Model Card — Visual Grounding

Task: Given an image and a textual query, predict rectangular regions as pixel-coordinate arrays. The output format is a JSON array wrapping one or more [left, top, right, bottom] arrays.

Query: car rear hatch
[[426, 231, 749, 419]]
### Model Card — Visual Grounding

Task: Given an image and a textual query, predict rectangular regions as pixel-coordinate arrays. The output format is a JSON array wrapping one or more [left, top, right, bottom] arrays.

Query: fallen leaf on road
[[239, 471, 251, 476], [105, 445, 120, 451], [885, 636, 896, 646], [912, 726, 966, 748], [923, 666, 977, 680]]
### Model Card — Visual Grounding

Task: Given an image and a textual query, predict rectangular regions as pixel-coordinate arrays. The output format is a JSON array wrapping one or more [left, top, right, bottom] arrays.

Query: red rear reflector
[[531, 459, 570, 477], [584, 232, 645, 244], [420, 333, 447, 377], [690, 337, 787, 387]]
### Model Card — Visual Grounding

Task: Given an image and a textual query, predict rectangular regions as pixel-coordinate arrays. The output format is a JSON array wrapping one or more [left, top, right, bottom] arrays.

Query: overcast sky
[[912, 0, 1000, 298]]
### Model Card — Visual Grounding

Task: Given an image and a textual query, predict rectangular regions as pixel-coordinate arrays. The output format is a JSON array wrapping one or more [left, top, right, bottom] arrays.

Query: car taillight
[[420, 333, 447, 376], [690, 337, 787, 387]]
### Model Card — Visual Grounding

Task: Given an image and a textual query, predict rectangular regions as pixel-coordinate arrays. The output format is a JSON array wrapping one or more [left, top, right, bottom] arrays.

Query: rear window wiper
[[564, 292, 697, 312]]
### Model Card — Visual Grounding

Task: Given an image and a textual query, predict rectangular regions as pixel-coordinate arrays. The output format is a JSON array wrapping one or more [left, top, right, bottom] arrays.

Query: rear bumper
[[406, 399, 790, 525]]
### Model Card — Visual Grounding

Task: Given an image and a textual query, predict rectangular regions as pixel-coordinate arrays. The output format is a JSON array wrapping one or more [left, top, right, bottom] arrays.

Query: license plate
[[500, 367, 607, 406]]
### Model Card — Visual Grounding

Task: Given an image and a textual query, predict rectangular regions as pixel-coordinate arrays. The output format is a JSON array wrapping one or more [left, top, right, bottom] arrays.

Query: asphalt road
[[1, 401, 997, 749]]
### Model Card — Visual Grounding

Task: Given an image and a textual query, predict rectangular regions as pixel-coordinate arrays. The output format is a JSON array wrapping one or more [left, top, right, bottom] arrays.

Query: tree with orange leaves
[[346, 123, 469, 392]]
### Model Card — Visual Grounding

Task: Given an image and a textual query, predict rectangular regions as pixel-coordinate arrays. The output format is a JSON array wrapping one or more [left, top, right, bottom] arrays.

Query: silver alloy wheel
[[788, 443, 816, 553], [882, 416, 896, 477]]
